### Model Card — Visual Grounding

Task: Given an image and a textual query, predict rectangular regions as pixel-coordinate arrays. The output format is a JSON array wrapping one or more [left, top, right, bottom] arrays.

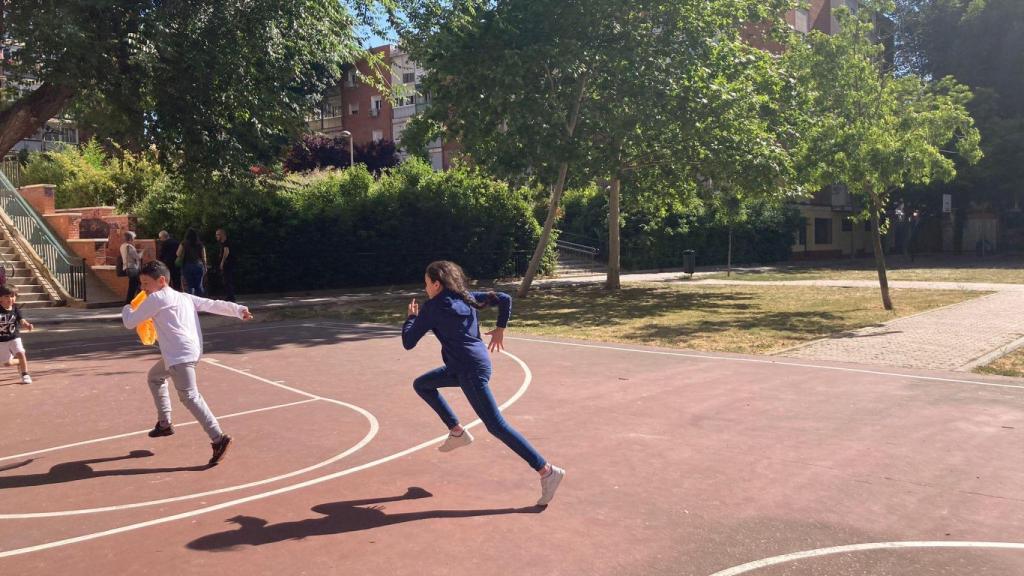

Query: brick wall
[[340, 45, 395, 148]]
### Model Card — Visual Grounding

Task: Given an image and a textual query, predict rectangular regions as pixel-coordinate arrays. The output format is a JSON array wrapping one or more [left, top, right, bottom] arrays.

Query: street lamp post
[[340, 130, 354, 168]]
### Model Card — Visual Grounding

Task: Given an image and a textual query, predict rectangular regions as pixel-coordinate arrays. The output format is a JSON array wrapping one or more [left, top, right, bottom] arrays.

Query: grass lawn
[[264, 283, 981, 355], [703, 255, 1024, 284], [976, 348, 1024, 378]]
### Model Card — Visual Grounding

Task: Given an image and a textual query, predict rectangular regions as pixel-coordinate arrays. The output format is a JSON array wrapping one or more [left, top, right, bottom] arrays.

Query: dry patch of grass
[[264, 283, 981, 355], [705, 258, 1024, 285], [976, 348, 1024, 378]]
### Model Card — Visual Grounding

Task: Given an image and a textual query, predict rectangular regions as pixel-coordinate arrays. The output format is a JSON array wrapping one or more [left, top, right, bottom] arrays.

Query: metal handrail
[[1, 156, 22, 188], [555, 238, 599, 256], [0, 171, 86, 300], [554, 229, 601, 247]]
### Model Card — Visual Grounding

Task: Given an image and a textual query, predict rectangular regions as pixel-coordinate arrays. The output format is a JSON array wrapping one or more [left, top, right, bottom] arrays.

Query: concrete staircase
[[15, 185, 155, 305], [554, 239, 604, 277], [0, 234, 56, 308]]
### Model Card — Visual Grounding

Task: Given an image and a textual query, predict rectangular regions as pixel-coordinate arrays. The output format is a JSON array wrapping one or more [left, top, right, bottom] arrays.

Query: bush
[[559, 185, 799, 269], [136, 158, 553, 292], [20, 140, 166, 212], [283, 134, 400, 174]]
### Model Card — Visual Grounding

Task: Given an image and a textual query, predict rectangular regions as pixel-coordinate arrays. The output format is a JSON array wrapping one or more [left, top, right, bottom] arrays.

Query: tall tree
[[397, 0, 594, 296], [0, 1, 371, 176], [786, 0, 982, 310], [398, 0, 799, 293], [893, 0, 1024, 237]]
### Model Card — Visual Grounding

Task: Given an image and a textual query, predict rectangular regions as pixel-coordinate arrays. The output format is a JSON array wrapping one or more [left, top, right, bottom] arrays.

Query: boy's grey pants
[[147, 360, 223, 441]]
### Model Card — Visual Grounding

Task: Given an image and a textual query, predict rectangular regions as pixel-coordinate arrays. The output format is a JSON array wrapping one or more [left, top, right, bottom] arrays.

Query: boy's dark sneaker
[[148, 422, 175, 437], [209, 434, 232, 466]]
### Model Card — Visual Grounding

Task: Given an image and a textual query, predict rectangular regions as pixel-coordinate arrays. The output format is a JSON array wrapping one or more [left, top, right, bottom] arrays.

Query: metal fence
[[0, 156, 22, 188], [0, 170, 86, 300]]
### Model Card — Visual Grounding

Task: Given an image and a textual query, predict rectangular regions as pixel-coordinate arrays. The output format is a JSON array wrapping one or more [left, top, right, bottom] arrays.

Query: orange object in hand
[[130, 291, 158, 346]]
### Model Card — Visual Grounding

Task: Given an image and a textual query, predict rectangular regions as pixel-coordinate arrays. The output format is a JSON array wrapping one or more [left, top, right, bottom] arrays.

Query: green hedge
[[560, 185, 799, 269], [136, 159, 555, 292]]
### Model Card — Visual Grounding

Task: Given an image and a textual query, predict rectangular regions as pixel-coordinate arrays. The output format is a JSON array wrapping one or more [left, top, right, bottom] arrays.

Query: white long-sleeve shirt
[[122, 286, 247, 367]]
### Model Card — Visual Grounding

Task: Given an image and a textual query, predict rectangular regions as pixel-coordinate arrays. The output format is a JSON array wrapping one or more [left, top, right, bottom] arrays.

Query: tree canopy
[[786, 0, 982, 309], [1, 1, 375, 176]]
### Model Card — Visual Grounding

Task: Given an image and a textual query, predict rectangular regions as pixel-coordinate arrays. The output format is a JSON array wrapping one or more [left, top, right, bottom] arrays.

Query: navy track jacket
[[402, 290, 512, 373]]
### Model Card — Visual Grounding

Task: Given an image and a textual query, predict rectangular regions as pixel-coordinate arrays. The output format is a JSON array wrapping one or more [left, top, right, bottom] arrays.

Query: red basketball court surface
[[2, 320, 1024, 575]]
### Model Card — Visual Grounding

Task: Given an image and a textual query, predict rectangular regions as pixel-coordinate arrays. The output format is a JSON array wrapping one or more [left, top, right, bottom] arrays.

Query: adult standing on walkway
[[120, 231, 142, 304], [215, 228, 236, 302], [176, 228, 208, 297], [157, 230, 181, 291]]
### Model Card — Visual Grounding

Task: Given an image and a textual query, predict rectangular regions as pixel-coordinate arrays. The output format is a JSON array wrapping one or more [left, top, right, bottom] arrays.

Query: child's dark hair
[[0, 284, 17, 297], [140, 260, 170, 280], [425, 261, 496, 310]]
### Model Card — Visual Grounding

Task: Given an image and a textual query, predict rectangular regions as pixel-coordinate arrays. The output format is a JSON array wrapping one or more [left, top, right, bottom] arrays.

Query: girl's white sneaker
[[439, 429, 474, 452], [537, 465, 565, 506]]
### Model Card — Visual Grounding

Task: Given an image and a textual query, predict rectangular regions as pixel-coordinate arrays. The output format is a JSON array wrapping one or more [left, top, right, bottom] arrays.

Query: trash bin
[[682, 250, 695, 276]]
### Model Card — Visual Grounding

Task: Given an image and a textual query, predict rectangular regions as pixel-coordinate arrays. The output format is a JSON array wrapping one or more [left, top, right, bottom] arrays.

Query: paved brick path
[[766, 283, 1024, 371]]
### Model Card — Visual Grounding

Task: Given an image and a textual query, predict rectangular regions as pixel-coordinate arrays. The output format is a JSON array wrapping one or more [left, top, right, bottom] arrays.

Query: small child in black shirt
[[0, 285, 34, 384]]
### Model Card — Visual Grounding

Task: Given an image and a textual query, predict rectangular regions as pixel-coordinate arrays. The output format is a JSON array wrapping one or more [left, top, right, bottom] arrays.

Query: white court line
[[0, 399, 317, 463], [506, 335, 1024, 390], [707, 541, 1024, 576], [0, 350, 531, 558], [0, 359, 379, 519]]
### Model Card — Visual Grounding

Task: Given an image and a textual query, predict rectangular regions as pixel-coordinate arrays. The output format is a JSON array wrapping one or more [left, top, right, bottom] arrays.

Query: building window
[[349, 102, 359, 115], [402, 72, 415, 84], [372, 129, 383, 142], [842, 217, 853, 232], [814, 218, 833, 245], [370, 95, 382, 117], [345, 69, 357, 87]]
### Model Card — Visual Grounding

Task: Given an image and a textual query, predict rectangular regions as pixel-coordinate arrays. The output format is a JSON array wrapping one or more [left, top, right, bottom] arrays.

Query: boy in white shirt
[[122, 260, 253, 466]]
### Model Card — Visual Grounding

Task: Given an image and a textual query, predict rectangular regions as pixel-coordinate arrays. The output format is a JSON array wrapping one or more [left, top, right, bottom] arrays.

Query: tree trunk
[[0, 82, 76, 159], [606, 177, 621, 290], [870, 203, 893, 311], [517, 73, 588, 298], [727, 225, 733, 277], [516, 162, 569, 298]]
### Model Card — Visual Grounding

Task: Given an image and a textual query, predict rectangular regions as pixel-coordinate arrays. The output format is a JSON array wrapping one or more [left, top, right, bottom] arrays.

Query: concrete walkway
[[25, 269, 1024, 372]]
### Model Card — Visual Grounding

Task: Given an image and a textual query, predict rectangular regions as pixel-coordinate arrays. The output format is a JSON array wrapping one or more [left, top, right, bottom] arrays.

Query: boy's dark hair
[[0, 284, 18, 297], [140, 260, 170, 280]]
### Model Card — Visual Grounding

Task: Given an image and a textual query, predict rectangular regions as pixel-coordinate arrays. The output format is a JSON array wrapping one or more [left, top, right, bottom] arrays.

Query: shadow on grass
[[722, 253, 1024, 278], [513, 285, 867, 344]]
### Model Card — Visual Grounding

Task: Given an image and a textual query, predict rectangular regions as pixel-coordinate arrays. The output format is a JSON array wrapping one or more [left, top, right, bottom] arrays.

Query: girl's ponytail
[[426, 260, 492, 310]]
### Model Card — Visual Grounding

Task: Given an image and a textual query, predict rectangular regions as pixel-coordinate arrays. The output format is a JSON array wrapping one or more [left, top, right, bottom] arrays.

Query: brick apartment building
[[307, 44, 450, 171]]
